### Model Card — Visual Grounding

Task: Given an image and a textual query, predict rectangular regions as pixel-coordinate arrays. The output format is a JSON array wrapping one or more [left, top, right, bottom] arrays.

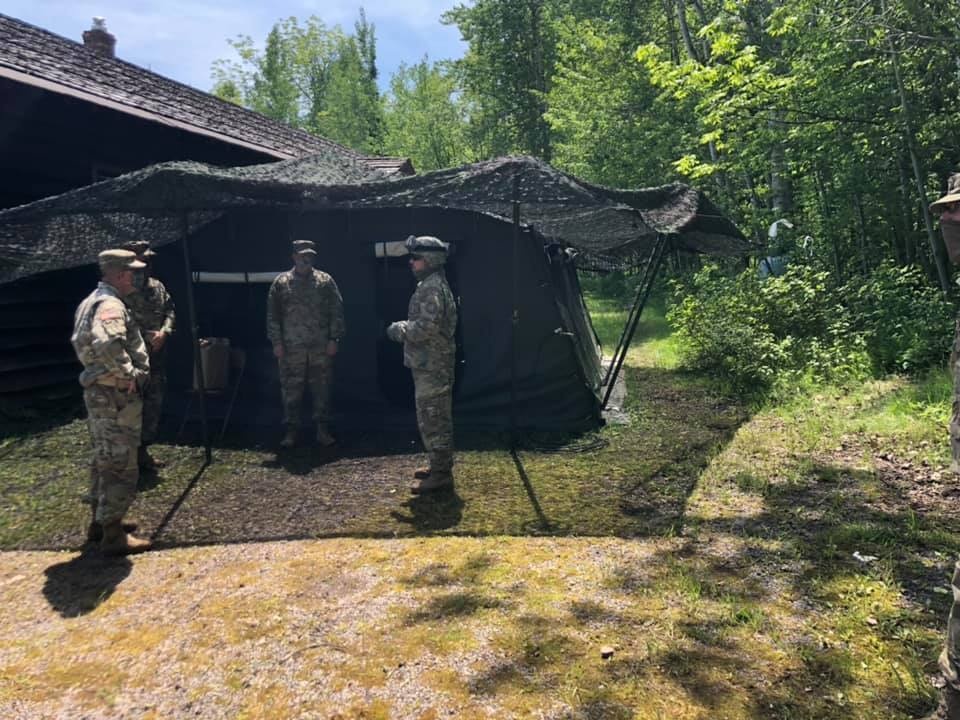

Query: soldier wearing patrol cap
[[123, 240, 175, 470], [925, 174, 960, 720], [71, 249, 152, 555], [267, 239, 346, 448], [387, 235, 458, 493]]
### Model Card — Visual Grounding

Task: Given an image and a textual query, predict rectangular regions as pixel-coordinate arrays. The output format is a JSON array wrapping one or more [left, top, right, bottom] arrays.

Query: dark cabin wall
[[0, 78, 276, 209]]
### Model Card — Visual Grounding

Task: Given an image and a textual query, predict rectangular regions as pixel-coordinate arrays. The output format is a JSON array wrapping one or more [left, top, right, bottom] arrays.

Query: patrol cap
[[98, 249, 146, 271], [292, 239, 317, 255], [404, 235, 448, 256], [123, 240, 156, 258], [930, 173, 960, 211]]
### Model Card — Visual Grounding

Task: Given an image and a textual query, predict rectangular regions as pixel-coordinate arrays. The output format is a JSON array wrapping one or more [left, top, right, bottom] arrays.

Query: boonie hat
[[930, 173, 960, 211], [99, 249, 146, 271]]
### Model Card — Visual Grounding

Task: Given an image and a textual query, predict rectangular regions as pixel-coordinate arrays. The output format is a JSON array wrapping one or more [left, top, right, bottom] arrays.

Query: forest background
[[210, 0, 960, 393]]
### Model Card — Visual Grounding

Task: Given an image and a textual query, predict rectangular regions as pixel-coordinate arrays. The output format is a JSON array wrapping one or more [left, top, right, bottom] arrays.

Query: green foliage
[[669, 261, 954, 395], [382, 59, 472, 172], [668, 264, 871, 395], [210, 14, 385, 153], [843, 263, 953, 374], [442, 0, 556, 159]]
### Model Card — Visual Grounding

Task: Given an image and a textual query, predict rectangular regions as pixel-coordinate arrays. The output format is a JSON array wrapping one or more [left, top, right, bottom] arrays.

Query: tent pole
[[180, 211, 211, 462], [601, 233, 668, 410], [510, 175, 520, 446], [601, 237, 663, 388]]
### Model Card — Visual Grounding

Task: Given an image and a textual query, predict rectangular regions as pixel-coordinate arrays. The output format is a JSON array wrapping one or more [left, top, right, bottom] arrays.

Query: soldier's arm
[[90, 300, 147, 383], [327, 276, 345, 341], [266, 278, 283, 346], [402, 289, 445, 344], [159, 282, 175, 335]]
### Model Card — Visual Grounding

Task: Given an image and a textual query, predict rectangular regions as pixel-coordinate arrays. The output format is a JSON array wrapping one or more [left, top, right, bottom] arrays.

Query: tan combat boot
[[410, 469, 453, 494], [100, 520, 152, 556], [279, 426, 297, 448], [86, 502, 137, 543], [315, 425, 336, 447]]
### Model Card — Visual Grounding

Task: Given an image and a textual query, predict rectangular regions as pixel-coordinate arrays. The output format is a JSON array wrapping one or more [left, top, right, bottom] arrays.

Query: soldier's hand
[[326, 340, 339, 357], [386, 322, 403, 343], [148, 330, 167, 352], [147, 330, 167, 352], [125, 379, 138, 394], [273, 344, 285, 359]]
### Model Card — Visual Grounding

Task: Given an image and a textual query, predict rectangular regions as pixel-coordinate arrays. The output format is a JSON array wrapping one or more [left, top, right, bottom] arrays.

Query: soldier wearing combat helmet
[[71, 249, 152, 555], [387, 235, 458, 493], [123, 239, 175, 470], [925, 173, 960, 720], [267, 239, 346, 448]]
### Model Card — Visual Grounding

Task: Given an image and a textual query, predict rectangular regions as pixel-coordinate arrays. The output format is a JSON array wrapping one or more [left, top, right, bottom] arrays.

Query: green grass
[[584, 288, 681, 369]]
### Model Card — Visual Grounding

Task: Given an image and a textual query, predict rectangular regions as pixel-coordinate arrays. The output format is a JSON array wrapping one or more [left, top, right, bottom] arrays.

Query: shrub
[[843, 263, 953, 374], [668, 263, 870, 395]]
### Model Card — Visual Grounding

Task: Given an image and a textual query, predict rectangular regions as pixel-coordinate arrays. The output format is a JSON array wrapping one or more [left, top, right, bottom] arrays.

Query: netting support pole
[[601, 233, 668, 411], [180, 211, 211, 463], [510, 175, 520, 447]]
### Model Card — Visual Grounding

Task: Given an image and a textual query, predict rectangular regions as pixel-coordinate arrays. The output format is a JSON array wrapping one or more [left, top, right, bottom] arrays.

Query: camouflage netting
[[0, 154, 750, 283]]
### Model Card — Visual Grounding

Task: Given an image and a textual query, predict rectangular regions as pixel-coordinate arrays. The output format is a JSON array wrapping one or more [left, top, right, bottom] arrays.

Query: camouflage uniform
[[72, 280, 149, 525], [942, 299, 960, 703], [940, 559, 960, 694], [267, 261, 345, 431], [388, 236, 458, 483], [930, 175, 960, 719], [125, 275, 175, 445]]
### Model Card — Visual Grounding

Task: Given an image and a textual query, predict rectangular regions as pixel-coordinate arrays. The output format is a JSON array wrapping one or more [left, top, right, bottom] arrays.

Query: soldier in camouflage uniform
[[72, 250, 152, 555], [123, 240, 175, 470], [267, 239, 345, 448], [387, 235, 458, 494], [927, 174, 960, 720]]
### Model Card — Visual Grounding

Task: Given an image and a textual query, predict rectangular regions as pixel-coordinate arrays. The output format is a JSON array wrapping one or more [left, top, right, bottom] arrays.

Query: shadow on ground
[[2, 365, 746, 550]]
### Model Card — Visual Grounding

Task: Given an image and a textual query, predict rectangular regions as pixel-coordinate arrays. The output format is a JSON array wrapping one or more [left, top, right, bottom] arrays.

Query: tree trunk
[[882, 0, 951, 292], [676, 0, 702, 63], [896, 155, 918, 265]]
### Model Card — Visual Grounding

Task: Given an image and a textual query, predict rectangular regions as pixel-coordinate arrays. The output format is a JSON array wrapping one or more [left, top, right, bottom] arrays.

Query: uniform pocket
[[117, 396, 143, 430]]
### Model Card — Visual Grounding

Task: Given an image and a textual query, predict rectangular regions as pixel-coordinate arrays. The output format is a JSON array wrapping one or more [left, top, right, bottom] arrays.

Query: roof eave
[[0, 65, 293, 161]]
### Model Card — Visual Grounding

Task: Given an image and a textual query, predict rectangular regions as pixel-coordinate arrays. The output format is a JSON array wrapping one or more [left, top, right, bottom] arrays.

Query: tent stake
[[601, 233, 668, 410], [180, 211, 212, 462]]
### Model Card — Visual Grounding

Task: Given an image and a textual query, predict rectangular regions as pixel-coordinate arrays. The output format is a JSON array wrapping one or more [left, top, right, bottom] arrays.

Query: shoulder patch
[[97, 307, 122, 321]]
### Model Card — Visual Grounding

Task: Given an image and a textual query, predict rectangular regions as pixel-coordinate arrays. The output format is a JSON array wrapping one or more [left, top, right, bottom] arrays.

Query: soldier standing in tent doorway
[[267, 239, 345, 448], [925, 173, 960, 720], [123, 240, 175, 470], [72, 250, 152, 555], [387, 235, 458, 493]]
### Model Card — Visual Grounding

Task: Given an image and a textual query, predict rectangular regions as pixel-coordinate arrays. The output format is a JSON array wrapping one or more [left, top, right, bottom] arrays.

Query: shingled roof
[[0, 13, 402, 169]]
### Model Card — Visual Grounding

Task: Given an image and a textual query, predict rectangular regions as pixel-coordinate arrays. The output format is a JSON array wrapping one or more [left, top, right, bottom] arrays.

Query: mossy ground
[[0, 292, 956, 719]]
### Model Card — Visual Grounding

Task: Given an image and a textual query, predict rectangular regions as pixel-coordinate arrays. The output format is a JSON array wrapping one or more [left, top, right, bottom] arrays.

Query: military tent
[[0, 154, 749, 434]]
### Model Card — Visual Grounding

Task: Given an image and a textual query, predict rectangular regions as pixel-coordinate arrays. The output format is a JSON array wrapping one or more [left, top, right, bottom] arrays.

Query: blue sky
[[4, 0, 467, 92]]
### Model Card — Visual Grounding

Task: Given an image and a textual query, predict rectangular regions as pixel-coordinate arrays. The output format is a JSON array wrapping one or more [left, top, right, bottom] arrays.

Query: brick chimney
[[82, 17, 116, 58]]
